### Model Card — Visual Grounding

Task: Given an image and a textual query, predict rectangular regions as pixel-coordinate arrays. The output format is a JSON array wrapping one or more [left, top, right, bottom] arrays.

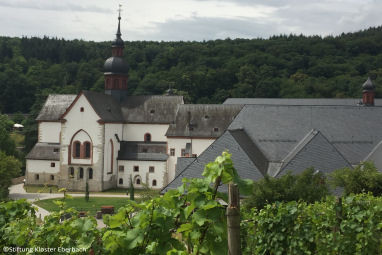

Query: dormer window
[[80, 107, 84, 112]]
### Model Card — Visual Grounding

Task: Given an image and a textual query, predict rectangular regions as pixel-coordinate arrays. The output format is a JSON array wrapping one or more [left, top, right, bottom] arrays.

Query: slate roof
[[82, 91, 123, 122], [175, 157, 196, 176], [229, 105, 382, 164], [121, 96, 183, 124], [26, 143, 60, 160], [166, 104, 243, 138], [36, 94, 76, 121], [275, 130, 352, 177], [162, 129, 265, 193], [223, 98, 382, 106], [118, 141, 168, 161]]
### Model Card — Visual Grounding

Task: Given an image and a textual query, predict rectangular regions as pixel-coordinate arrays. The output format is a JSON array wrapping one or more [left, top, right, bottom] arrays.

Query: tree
[[0, 151, 21, 200], [330, 162, 382, 196], [85, 182, 89, 202], [244, 168, 329, 210], [129, 176, 134, 201]]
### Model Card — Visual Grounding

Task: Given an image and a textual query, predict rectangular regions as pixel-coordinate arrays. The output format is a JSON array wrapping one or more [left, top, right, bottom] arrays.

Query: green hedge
[[242, 193, 382, 255]]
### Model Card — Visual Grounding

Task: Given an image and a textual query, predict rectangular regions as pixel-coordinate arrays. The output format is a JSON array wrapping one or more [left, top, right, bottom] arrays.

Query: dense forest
[[0, 26, 382, 114]]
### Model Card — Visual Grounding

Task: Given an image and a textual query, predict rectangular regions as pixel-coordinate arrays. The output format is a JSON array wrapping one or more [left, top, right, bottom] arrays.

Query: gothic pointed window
[[84, 142, 91, 158], [88, 168, 93, 179], [73, 141, 81, 158]]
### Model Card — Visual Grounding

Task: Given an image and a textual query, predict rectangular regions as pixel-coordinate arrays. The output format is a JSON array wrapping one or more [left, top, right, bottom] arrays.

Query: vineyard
[[1, 152, 382, 254]]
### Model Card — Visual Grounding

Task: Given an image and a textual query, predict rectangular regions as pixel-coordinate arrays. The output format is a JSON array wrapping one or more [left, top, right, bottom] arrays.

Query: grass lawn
[[34, 197, 131, 216]]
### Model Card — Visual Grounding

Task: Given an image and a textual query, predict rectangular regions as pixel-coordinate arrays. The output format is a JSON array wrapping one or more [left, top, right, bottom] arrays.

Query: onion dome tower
[[104, 7, 129, 101], [362, 77, 375, 106]]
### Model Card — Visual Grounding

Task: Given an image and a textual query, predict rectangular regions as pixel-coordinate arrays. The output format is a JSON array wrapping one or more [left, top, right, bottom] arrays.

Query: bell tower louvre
[[104, 6, 129, 102]]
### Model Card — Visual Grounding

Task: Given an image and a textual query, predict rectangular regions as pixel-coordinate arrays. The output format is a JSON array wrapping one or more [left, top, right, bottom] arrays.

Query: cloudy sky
[[0, 0, 381, 42]]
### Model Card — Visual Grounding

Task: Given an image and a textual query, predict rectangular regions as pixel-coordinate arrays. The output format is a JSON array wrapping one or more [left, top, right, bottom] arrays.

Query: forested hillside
[[1, 26, 382, 113]]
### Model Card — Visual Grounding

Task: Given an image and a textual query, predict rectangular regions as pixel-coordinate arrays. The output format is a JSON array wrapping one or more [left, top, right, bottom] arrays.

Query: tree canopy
[[0, 26, 382, 113]]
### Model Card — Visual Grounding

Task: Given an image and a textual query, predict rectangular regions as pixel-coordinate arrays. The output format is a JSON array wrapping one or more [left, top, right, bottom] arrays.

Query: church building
[[26, 13, 382, 193], [25, 14, 241, 191]]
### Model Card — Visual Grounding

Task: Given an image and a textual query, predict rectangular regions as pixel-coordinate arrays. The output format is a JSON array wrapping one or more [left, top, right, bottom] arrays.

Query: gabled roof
[[229, 105, 382, 164], [118, 141, 168, 161], [166, 104, 243, 138], [26, 143, 60, 160], [223, 98, 382, 106], [363, 140, 382, 172], [82, 91, 123, 122], [121, 95, 183, 124], [36, 94, 76, 121], [161, 129, 265, 193], [275, 130, 352, 177], [175, 157, 196, 176]]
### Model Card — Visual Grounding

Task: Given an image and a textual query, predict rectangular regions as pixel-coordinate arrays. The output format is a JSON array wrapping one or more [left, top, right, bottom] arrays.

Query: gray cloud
[[0, 0, 111, 13], [132, 16, 283, 41]]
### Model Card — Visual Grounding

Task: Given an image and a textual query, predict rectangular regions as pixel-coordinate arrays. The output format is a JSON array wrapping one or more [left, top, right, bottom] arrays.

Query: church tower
[[362, 77, 375, 106], [104, 8, 129, 101]]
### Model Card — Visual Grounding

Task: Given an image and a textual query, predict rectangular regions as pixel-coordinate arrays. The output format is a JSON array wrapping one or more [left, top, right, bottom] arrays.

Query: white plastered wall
[[60, 94, 103, 170], [103, 123, 123, 182], [38, 122, 61, 143], [117, 160, 167, 189], [167, 137, 215, 181], [26, 160, 60, 173], [122, 124, 169, 141]]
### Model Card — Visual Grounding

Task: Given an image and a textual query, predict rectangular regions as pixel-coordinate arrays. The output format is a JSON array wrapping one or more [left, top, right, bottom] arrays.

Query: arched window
[[73, 141, 81, 158], [136, 178, 141, 185], [79, 168, 84, 179], [152, 179, 157, 187], [119, 178, 123, 185], [84, 142, 91, 158], [144, 133, 151, 142], [69, 167, 74, 178], [88, 168, 93, 179]]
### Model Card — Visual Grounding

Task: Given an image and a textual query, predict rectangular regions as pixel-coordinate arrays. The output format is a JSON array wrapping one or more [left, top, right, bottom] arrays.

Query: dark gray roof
[[175, 157, 196, 176], [36, 94, 76, 121], [362, 77, 375, 91], [26, 143, 60, 160], [275, 130, 352, 177], [162, 129, 265, 193], [121, 96, 183, 124], [229, 105, 382, 164], [223, 98, 382, 106], [118, 141, 168, 161], [104, 57, 128, 74], [82, 91, 123, 122], [166, 104, 243, 138]]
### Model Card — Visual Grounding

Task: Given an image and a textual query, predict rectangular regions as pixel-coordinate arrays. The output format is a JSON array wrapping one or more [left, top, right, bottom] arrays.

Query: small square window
[[119, 165, 124, 172], [142, 148, 148, 153], [213, 127, 219, 132], [80, 107, 84, 112], [134, 166, 139, 172], [53, 148, 59, 152], [149, 166, 155, 173], [181, 149, 186, 157], [170, 148, 175, 156], [51, 162, 55, 167]]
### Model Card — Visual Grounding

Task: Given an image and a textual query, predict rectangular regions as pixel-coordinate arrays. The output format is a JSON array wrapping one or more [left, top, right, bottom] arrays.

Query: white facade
[[117, 160, 167, 189], [26, 160, 60, 174], [167, 137, 215, 180], [38, 122, 61, 143], [123, 124, 169, 142]]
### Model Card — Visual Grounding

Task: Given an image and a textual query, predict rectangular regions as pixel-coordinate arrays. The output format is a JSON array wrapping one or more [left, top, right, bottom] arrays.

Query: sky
[[0, 0, 381, 42]]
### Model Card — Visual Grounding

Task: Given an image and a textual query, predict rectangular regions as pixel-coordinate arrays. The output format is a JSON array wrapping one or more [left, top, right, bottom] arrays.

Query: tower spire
[[116, 4, 122, 39]]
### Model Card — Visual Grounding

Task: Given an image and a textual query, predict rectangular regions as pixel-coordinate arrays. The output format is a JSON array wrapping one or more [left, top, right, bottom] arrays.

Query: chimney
[[362, 77, 375, 106]]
